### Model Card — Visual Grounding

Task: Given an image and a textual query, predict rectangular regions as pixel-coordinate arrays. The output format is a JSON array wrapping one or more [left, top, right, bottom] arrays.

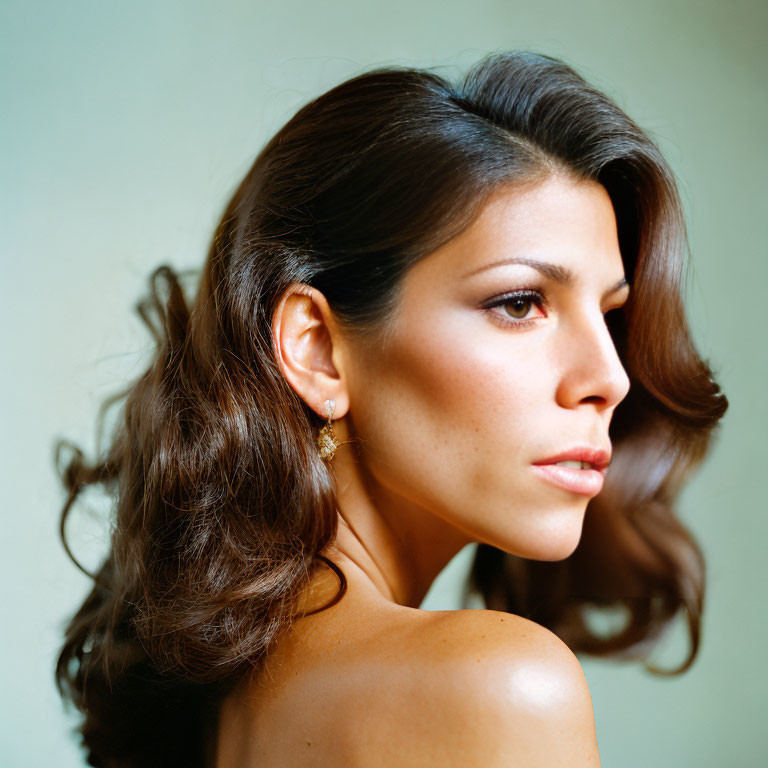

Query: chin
[[484, 531, 582, 563], [499, 515, 586, 562], [532, 539, 581, 562], [535, 523, 585, 561]]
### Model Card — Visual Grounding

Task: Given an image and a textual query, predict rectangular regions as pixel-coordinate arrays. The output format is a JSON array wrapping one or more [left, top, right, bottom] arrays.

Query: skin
[[215, 174, 630, 766]]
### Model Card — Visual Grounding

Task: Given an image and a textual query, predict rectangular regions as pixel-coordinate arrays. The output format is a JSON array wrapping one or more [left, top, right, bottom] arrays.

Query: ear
[[271, 283, 350, 420]]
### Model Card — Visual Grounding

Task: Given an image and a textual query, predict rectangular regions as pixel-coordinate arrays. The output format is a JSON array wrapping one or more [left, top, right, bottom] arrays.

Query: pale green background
[[1, 0, 766, 766]]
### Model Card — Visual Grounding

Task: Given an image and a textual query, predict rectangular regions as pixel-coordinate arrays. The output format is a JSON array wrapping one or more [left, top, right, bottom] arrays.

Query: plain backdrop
[[1, 1, 766, 766]]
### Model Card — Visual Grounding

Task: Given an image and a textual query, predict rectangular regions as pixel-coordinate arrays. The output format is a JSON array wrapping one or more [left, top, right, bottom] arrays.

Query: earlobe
[[271, 283, 349, 420], [316, 398, 341, 461]]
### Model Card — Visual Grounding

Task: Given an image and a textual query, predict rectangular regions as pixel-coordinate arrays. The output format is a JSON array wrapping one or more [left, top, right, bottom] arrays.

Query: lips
[[532, 447, 611, 473], [530, 446, 611, 497]]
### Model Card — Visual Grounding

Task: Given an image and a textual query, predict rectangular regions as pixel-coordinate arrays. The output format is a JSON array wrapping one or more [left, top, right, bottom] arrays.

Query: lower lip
[[530, 464, 605, 496]]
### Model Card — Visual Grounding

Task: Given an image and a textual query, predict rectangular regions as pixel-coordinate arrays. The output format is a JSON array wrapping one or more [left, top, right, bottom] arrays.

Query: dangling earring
[[316, 399, 339, 461]]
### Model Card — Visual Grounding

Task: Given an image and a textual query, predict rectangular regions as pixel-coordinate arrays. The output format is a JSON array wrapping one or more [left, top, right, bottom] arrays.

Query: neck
[[320, 419, 472, 609]]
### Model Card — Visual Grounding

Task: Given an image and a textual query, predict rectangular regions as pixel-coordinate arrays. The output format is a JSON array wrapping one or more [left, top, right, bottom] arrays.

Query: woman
[[55, 50, 727, 766]]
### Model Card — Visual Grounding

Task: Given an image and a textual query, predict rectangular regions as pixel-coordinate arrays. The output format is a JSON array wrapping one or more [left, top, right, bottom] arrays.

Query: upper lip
[[532, 446, 612, 471]]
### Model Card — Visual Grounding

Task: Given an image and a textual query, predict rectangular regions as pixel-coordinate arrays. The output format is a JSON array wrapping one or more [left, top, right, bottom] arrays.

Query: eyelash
[[481, 288, 548, 329], [481, 288, 627, 329]]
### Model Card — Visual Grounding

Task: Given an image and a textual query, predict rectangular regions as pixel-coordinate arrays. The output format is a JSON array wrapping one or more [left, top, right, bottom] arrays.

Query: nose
[[555, 310, 631, 412]]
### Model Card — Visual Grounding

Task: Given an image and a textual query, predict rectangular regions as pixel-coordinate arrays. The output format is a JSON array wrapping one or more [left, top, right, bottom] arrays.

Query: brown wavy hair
[[55, 50, 727, 767]]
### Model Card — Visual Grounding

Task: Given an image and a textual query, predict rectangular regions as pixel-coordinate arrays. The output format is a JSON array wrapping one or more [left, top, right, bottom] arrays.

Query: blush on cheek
[[350, 340, 476, 496], [356, 299, 554, 488], [389, 326, 481, 417], [382, 317, 545, 448]]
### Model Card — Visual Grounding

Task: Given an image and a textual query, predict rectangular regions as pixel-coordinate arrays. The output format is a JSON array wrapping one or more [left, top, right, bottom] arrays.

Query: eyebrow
[[462, 256, 629, 299]]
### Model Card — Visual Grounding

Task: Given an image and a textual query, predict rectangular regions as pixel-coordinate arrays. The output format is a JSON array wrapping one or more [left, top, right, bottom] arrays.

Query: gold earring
[[316, 399, 339, 461]]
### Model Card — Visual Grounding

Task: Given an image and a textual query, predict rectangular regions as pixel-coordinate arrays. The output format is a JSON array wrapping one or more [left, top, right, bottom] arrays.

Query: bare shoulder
[[217, 602, 600, 767], [390, 608, 601, 767]]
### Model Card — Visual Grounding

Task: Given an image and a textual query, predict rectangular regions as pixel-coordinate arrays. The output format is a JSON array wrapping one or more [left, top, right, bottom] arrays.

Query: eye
[[503, 296, 539, 319], [481, 289, 547, 328]]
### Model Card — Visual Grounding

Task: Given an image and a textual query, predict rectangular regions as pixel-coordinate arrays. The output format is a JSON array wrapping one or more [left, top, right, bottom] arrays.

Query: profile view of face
[[342, 174, 631, 562]]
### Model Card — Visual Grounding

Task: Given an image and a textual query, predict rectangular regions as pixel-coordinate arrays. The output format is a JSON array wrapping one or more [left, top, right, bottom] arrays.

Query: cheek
[[348, 315, 554, 504]]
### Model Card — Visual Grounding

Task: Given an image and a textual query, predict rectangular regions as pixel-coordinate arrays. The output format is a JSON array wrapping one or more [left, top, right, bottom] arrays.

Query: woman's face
[[343, 174, 631, 561]]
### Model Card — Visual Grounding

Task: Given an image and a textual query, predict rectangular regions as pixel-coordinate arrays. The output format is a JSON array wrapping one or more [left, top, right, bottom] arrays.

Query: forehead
[[413, 175, 624, 281]]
